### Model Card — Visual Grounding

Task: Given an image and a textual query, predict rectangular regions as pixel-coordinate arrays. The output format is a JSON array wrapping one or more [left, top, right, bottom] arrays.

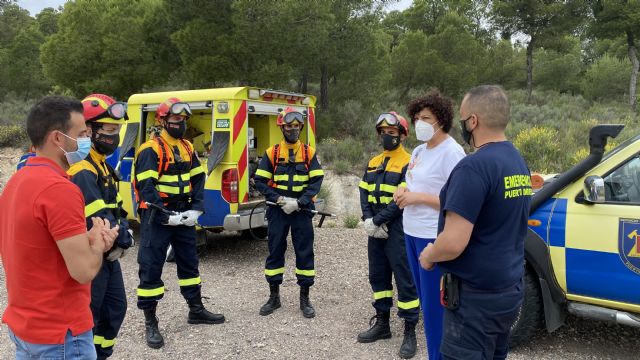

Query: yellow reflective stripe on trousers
[[397, 299, 420, 310], [190, 166, 205, 177], [379, 184, 398, 194], [178, 276, 202, 287], [137, 286, 164, 297], [359, 181, 374, 191], [295, 268, 315, 277], [264, 267, 285, 276], [368, 195, 393, 204], [158, 173, 191, 183], [157, 184, 190, 194], [136, 169, 158, 181], [85, 199, 117, 217], [373, 290, 394, 300], [309, 169, 324, 177], [255, 169, 272, 178], [93, 335, 115, 348]]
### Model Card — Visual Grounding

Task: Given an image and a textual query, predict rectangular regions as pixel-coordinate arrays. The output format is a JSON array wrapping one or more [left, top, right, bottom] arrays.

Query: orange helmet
[[81, 94, 127, 124], [276, 107, 305, 128], [156, 97, 192, 121], [375, 111, 409, 136]]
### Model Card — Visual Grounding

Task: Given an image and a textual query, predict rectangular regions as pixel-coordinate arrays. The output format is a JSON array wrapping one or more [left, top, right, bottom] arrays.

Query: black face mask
[[284, 128, 300, 144], [381, 133, 401, 151], [93, 133, 120, 155], [166, 121, 186, 139], [460, 118, 474, 146]]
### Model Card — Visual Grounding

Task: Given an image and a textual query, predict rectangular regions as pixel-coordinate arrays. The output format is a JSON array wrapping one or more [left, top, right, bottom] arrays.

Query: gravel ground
[[0, 149, 639, 359]]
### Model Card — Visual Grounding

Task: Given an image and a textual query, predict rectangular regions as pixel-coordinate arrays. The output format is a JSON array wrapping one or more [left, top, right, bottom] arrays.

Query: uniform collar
[[280, 139, 301, 150], [383, 144, 405, 156], [160, 129, 182, 146], [89, 147, 106, 164]]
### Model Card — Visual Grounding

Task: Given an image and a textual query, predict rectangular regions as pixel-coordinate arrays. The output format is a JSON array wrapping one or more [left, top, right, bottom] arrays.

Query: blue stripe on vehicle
[[548, 198, 567, 247], [529, 198, 556, 242]]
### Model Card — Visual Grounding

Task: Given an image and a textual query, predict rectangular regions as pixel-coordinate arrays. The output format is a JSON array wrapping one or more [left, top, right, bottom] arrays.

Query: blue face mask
[[58, 131, 91, 165]]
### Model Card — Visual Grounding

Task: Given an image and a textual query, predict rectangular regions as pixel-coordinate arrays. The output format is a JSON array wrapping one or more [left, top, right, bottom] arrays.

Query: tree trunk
[[526, 37, 535, 104], [320, 63, 329, 111], [298, 68, 308, 94], [627, 31, 638, 112]]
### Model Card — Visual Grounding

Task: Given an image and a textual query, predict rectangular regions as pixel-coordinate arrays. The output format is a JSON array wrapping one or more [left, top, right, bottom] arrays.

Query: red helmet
[[81, 94, 127, 124], [375, 111, 409, 136], [276, 107, 305, 128], [156, 97, 192, 121]]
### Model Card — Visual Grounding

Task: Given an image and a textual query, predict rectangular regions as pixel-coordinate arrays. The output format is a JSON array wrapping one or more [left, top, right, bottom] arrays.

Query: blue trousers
[[91, 260, 127, 359], [8, 328, 95, 360], [405, 233, 443, 360]]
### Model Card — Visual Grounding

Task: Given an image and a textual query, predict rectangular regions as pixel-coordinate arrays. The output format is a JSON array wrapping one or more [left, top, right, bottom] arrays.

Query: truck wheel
[[509, 266, 543, 348]]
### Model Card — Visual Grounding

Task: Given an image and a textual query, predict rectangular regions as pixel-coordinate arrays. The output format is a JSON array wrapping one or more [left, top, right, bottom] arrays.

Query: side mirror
[[584, 175, 605, 203]]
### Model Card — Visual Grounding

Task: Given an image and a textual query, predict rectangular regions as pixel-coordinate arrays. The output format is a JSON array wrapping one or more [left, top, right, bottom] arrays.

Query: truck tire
[[509, 266, 543, 348]]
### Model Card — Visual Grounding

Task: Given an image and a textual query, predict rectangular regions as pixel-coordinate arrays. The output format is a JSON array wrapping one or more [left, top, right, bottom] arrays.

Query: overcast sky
[[17, 0, 413, 16]]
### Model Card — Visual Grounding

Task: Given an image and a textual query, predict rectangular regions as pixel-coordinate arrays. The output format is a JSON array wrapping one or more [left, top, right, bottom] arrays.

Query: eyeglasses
[[91, 101, 128, 121], [283, 111, 304, 124], [169, 102, 192, 117], [376, 113, 400, 127]]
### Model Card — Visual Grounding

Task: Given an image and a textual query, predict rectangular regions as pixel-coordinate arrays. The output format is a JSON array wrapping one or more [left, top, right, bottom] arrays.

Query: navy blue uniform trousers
[[91, 260, 126, 360]]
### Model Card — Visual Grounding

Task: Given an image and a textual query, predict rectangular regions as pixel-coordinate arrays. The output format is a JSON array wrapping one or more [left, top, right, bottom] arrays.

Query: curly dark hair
[[406, 90, 454, 133]]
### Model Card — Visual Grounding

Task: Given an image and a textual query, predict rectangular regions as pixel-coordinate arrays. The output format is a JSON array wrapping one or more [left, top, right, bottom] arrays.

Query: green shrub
[[581, 54, 630, 102], [0, 125, 28, 148], [514, 126, 564, 173], [333, 159, 350, 175], [0, 96, 35, 127], [343, 213, 360, 229]]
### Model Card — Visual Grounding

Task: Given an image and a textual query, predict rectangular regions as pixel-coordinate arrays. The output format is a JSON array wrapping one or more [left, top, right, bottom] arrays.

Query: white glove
[[373, 224, 389, 239], [281, 197, 300, 214], [106, 246, 125, 261], [181, 210, 203, 227], [364, 218, 378, 237], [165, 213, 183, 226]]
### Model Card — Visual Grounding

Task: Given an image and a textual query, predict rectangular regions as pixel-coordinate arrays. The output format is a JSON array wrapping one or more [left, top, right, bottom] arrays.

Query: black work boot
[[300, 286, 316, 318], [259, 284, 281, 316], [357, 310, 391, 343], [399, 321, 417, 359], [143, 306, 164, 349], [187, 296, 225, 324]]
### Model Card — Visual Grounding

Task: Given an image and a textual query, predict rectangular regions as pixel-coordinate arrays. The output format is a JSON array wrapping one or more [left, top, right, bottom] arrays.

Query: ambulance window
[[603, 155, 640, 203]]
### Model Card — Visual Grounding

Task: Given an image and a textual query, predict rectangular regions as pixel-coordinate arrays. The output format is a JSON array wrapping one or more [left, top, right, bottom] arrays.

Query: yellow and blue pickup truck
[[105, 87, 317, 240], [511, 124, 640, 346]]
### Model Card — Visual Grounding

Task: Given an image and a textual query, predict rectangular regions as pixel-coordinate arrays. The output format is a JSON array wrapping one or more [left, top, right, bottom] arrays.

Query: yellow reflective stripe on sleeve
[[295, 268, 315, 277], [309, 169, 324, 177], [399, 182, 407, 188], [359, 181, 374, 191], [397, 299, 420, 310], [157, 185, 190, 194], [137, 286, 165, 297], [367, 195, 393, 204], [85, 199, 117, 217], [293, 174, 309, 182], [190, 166, 205, 177], [178, 276, 202, 287], [255, 169, 272, 178], [273, 174, 289, 181], [379, 184, 398, 194], [136, 169, 159, 181], [373, 290, 394, 300], [264, 267, 285, 276]]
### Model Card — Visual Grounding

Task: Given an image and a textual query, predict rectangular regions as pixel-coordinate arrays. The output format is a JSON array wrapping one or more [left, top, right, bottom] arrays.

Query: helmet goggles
[[376, 113, 401, 128], [283, 111, 304, 124], [169, 102, 192, 118], [90, 101, 128, 122]]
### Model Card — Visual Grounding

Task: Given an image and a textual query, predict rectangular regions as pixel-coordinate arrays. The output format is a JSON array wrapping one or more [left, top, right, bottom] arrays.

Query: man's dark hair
[[27, 96, 83, 148], [406, 90, 454, 133]]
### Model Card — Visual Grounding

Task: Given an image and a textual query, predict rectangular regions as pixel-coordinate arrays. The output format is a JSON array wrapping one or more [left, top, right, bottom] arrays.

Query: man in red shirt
[[0, 96, 119, 359]]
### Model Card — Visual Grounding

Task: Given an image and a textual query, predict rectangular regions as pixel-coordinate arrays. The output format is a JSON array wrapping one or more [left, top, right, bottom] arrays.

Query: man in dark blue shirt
[[418, 85, 532, 359]]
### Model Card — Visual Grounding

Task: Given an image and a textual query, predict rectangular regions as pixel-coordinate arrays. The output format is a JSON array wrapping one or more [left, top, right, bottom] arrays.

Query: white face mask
[[415, 120, 439, 142]]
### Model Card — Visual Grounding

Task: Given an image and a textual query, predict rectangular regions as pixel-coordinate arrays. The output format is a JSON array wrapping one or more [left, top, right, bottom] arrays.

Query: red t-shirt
[[0, 156, 93, 344]]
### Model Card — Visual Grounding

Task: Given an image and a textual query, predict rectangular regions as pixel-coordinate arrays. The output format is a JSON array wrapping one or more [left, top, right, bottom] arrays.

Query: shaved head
[[462, 85, 510, 130]]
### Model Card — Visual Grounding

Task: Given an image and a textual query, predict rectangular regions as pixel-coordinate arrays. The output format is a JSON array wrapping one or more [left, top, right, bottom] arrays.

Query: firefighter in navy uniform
[[254, 107, 324, 318], [357, 112, 419, 359], [134, 97, 224, 349], [67, 94, 133, 359]]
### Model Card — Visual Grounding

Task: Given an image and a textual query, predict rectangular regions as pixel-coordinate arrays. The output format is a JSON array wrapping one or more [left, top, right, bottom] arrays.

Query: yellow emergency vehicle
[[511, 124, 640, 346], [108, 87, 317, 238]]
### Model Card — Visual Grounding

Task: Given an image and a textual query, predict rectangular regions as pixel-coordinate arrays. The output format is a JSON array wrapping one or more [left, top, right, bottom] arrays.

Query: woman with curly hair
[[394, 91, 465, 360]]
